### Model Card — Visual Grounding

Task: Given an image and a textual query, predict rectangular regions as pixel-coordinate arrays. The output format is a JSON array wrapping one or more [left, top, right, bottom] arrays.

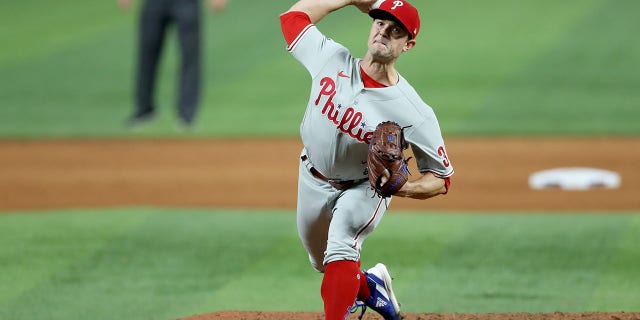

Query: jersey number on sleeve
[[437, 146, 450, 168]]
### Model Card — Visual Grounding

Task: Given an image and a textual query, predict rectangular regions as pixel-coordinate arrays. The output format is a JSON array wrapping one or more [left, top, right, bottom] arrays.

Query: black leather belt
[[301, 155, 356, 190]]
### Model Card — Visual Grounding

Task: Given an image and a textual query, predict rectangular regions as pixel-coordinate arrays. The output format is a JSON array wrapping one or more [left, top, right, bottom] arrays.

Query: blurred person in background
[[118, 0, 228, 129]]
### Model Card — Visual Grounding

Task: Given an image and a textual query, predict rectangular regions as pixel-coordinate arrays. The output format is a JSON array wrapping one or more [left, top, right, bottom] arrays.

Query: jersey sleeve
[[280, 11, 345, 78], [407, 109, 454, 179]]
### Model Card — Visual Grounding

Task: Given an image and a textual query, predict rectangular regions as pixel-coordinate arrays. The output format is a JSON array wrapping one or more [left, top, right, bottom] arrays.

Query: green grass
[[0, 209, 639, 319], [0, 0, 639, 137]]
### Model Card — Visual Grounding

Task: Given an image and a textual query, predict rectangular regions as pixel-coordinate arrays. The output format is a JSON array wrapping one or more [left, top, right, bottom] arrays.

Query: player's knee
[[324, 242, 360, 266]]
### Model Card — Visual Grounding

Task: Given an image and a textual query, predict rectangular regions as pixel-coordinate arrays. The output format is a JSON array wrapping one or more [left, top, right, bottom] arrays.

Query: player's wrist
[[370, 0, 383, 9]]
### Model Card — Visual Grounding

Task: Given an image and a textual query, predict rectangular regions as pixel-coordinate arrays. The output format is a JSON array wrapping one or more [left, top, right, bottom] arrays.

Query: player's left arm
[[395, 173, 449, 200]]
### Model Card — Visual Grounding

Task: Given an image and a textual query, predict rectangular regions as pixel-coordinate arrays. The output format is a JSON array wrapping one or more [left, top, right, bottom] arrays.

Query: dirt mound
[[180, 310, 640, 320]]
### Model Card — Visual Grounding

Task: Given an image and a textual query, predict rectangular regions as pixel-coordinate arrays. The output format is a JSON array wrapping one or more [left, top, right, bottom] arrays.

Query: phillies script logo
[[392, 1, 404, 10], [315, 77, 373, 144]]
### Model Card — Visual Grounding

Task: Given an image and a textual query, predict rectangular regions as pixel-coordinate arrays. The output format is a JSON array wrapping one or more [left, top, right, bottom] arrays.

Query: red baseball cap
[[369, 0, 421, 39]]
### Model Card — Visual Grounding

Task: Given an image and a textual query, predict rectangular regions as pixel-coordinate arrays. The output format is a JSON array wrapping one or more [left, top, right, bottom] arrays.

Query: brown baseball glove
[[367, 121, 410, 197]]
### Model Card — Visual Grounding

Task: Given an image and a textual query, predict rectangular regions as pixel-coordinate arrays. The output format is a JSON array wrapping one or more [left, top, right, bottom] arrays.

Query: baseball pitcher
[[280, 0, 454, 319]]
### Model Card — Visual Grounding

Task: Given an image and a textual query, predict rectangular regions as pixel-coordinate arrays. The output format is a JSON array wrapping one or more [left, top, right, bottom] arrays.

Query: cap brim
[[368, 9, 411, 38]]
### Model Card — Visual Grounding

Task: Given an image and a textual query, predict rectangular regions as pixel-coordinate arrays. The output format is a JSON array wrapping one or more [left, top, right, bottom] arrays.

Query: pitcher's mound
[[179, 311, 640, 320]]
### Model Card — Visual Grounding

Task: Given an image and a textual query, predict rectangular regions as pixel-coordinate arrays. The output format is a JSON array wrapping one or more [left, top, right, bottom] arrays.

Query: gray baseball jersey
[[282, 12, 453, 271]]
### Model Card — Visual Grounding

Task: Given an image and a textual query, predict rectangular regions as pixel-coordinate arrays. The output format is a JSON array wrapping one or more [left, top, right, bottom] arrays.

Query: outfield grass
[[0, 209, 638, 319], [1, 0, 639, 137]]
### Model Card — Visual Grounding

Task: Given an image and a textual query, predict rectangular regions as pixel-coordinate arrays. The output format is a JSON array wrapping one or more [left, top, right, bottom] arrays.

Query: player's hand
[[209, 0, 227, 12], [352, 0, 378, 13], [117, 0, 132, 11], [379, 169, 391, 186]]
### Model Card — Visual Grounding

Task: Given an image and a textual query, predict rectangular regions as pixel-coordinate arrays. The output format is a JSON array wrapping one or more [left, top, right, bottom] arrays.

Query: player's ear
[[403, 39, 416, 52]]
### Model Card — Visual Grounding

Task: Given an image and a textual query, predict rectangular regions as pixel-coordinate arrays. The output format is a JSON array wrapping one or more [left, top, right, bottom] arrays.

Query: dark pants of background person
[[134, 0, 201, 125]]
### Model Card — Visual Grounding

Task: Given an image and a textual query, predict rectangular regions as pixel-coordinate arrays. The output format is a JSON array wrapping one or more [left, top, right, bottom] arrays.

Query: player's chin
[[369, 49, 393, 61]]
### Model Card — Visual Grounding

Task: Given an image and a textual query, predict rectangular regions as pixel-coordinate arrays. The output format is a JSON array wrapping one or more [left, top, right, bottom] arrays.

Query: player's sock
[[356, 267, 371, 301], [321, 260, 361, 320]]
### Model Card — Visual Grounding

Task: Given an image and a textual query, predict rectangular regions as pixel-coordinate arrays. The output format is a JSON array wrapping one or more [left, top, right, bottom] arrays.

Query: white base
[[528, 167, 621, 190]]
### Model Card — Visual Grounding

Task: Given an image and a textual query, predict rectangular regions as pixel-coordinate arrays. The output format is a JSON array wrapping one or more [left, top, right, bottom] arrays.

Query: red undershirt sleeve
[[443, 177, 451, 194], [280, 11, 313, 46]]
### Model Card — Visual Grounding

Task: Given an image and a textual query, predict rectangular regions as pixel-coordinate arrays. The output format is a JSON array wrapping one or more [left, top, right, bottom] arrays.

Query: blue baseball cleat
[[350, 263, 401, 320]]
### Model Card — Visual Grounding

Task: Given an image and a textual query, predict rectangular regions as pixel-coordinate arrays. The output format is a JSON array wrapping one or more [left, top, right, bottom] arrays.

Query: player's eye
[[391, 27, 407, 38]]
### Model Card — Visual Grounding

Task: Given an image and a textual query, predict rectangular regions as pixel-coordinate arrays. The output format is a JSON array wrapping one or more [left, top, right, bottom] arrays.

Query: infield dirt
[[1, 137, 639, 320], [1, 137, 638, 211]]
